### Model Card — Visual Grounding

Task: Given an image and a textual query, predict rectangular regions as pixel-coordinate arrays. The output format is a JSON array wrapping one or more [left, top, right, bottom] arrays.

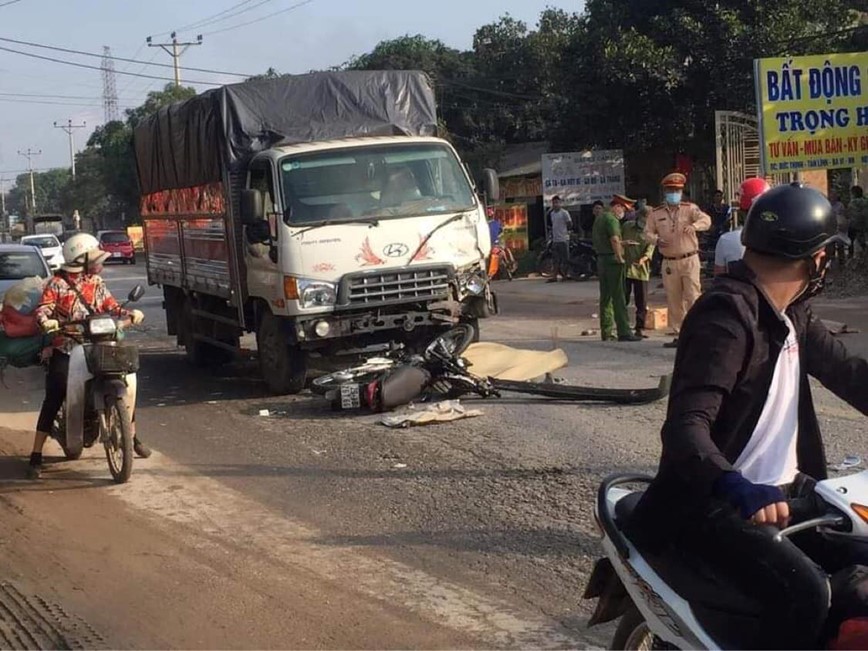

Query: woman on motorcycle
[[28, 233, 148, 480], [627, 183, 868, 648]]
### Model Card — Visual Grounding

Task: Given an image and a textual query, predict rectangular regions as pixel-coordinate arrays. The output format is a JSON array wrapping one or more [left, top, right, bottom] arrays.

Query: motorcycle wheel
[[103, 395, 133, 484], [537, 253, 555, 278], [52, 405, 82, 460], [426, 323, 476, 359], [611, 606, 656, 650]]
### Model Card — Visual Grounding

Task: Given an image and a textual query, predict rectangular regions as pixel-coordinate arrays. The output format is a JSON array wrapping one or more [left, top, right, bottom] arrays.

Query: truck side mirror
[[240, 189, 265, 224], [481, 168, 500, 203], [246, 220, 271, 245]]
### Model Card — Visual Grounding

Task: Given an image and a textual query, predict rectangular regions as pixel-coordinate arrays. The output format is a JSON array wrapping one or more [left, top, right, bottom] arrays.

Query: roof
[[264, 136, 452, 158], [496, 141, 550, 178], [0, 243, 43, 252]]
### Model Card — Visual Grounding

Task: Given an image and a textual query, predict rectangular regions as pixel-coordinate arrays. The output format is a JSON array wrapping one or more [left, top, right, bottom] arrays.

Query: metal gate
[[715, 111, 763, 207]]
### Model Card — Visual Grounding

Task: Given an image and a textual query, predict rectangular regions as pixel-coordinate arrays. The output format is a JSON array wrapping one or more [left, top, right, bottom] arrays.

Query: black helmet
[[741, 182, 838, 258]]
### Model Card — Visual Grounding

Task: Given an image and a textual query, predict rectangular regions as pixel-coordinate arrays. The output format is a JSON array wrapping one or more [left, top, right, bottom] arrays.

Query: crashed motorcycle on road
[[311, 325, 670, 411]]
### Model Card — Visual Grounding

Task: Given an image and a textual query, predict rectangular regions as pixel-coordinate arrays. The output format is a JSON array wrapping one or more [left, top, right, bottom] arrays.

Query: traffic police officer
[[592, 195, 642, 342], [645, 172, 712, 348]]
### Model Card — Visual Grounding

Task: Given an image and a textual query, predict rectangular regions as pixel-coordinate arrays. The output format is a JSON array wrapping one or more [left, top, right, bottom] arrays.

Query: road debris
[[380, 401, 483, 428]]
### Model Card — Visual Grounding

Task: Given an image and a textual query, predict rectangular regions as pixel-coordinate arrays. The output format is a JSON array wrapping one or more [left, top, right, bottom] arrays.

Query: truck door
[[244, 160, 284, 312]]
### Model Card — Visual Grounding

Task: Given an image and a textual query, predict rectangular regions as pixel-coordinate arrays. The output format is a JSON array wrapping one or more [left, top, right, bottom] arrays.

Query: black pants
[[849, 228, 865, 258], [36, 352, 68, 433], [552, 241, 570, 278], [624, 277, 647, 331], [674, 476, 868, 649]]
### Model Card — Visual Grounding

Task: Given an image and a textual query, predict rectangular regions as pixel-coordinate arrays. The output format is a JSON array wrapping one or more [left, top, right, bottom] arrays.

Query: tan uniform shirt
[[645, 202, 712, 258]]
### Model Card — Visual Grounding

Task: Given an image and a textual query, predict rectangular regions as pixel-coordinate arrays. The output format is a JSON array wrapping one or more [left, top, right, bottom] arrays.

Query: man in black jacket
[[628, 183, 868, 649]]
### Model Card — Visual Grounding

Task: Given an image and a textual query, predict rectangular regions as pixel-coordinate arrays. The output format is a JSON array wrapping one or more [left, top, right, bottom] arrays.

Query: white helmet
[[61, 233, 109, 272]]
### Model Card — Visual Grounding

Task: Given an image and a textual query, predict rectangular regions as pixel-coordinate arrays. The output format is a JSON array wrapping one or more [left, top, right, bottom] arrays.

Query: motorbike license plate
[[340, 384, 361, 409]]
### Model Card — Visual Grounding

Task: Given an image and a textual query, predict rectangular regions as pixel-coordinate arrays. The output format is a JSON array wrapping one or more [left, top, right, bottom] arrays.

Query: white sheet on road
[[461, 342, 568, 381], [380, 400, 483, 428]]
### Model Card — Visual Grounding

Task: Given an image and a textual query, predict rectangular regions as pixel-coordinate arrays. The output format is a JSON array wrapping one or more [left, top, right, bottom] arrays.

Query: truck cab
[[238, 136, 497, 393]]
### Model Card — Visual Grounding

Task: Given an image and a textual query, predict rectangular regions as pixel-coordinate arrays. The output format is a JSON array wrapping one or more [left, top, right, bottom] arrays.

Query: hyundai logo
[[383, 243, 409, 258]]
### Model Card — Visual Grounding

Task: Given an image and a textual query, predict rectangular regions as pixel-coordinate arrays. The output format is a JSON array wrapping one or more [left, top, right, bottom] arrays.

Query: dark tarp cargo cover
[[133, 70, 438, 195]]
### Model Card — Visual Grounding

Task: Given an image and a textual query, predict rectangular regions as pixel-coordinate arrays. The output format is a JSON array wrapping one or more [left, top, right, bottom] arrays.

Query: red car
[[98, 231, 136, 265]]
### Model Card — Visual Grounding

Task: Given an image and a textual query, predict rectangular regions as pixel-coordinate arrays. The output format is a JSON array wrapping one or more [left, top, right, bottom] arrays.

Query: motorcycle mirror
[[128, 285, 145, 303]]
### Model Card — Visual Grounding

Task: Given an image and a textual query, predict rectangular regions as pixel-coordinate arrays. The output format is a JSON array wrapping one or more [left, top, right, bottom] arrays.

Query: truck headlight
[[298, 279, 337, 308], [458, 269, 486, 296]]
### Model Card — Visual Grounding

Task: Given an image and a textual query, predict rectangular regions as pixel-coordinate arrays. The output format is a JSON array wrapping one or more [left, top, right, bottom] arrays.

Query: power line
[[151, 0, 257, 37], [0, 0, 23, 8], [204, 0, 314, 36], [0, 35, 251, 77], [0, 44, 225, 85], [0, 97, 106, 107], [178, 0, 278, 33], [117, 50, 160, 96]]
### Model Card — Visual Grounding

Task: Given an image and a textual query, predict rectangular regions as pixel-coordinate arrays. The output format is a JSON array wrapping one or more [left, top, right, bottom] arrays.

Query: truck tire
[[256, 311, 307, 395]]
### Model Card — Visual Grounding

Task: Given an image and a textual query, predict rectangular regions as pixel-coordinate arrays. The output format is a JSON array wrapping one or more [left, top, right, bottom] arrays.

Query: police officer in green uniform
[[622, 205, 655, 338], [592, 195, 642, 342]]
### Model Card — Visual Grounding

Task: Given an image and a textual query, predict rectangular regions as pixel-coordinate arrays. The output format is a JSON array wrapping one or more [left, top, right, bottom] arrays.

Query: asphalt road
[[1, 264, 867, 648]]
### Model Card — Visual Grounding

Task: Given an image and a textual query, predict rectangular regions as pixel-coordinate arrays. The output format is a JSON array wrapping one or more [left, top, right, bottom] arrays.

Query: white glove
[[130, 310, 145, 325], [41, 319, 60, 333]]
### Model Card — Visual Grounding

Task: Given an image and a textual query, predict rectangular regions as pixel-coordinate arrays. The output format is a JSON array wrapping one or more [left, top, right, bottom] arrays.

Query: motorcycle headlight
[[87, 316, 117, 335], [298, 279, 337, 308]]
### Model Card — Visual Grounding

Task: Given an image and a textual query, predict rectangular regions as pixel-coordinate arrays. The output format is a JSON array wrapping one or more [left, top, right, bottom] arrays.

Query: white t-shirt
[[715, 228, 745, 271], [734, 313, 800, 486], [550, 209, 572, 243]]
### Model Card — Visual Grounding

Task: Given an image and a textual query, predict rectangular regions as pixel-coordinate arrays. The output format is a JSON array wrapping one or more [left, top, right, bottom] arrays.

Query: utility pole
[[54, 119, 87, 180], [17, 148, 41, 214], [146, 32, 202, 87]]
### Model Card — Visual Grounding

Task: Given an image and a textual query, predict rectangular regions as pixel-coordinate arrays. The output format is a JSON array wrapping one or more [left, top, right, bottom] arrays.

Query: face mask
[[793, 247, 833, 304], [665, 191, 682, 205]]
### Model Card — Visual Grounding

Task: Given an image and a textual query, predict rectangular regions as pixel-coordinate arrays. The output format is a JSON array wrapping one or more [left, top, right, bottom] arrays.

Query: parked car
[[20, 233, 64, 271], [98, 230, 136, 264], [0, 243, 51, 297]]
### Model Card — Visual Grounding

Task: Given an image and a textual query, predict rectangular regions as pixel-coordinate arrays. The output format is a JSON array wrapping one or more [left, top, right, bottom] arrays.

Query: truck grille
[[341, 266, 452, 307]]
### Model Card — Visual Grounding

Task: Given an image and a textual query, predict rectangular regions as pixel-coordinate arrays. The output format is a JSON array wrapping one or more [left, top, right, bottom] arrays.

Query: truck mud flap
[[490, 374, 671, 405]]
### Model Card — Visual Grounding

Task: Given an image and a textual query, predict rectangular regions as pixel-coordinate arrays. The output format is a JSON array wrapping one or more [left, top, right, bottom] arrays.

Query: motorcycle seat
[[614, 491, 763, 646]]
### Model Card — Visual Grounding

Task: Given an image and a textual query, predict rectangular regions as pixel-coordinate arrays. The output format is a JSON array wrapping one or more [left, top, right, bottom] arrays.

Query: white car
[[20, 234, 64, 271]]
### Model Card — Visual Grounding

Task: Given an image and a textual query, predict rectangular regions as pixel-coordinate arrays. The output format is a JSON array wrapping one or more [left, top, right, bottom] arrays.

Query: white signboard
[[542, 150, 626, 206]]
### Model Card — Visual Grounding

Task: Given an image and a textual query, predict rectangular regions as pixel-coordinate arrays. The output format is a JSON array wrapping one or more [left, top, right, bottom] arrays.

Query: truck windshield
[[280, 143, 476, 225]]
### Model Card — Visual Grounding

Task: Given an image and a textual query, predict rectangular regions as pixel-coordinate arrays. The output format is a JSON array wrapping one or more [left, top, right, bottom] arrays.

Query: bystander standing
[[547, 196, 572, 283]]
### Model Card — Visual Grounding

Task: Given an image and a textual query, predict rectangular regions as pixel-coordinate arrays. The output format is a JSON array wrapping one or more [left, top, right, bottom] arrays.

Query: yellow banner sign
[[754, 52, 868, 174]]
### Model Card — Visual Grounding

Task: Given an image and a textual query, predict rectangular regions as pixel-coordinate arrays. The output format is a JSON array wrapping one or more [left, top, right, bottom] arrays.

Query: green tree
[[554, 0, 861, 163], [125, 83, 197, 128]]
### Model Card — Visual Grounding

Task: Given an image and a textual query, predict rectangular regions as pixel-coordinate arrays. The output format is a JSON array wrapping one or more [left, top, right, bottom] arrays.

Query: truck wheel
[[256, 311, 307, 395]]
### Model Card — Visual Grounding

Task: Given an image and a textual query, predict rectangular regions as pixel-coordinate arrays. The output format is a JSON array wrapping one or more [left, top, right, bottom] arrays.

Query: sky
[[0, 0, 580, 191]]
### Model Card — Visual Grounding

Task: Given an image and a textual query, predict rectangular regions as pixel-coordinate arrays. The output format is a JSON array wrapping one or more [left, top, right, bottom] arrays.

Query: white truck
[[133, 71, 499, 394]]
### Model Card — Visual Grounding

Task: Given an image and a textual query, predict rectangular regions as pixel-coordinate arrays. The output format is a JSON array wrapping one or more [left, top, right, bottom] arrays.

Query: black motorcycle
[[311, 325, 671, 412], [537, 236, 597, 280]]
